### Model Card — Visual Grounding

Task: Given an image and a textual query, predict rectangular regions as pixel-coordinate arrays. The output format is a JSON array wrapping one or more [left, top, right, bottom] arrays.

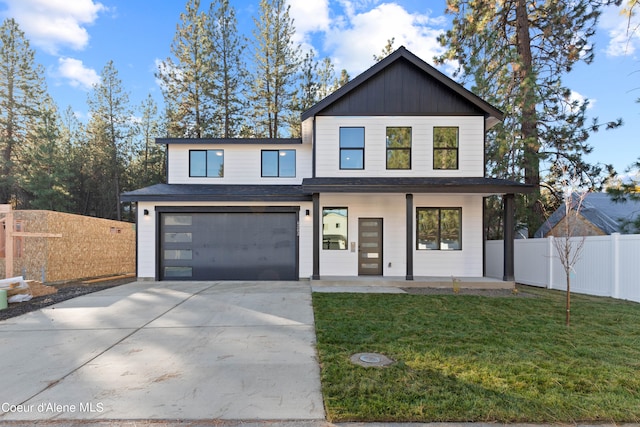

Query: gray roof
[[534, 192, 640, 237], [301, 177, 533, 194], [120, 184, 311, 202]]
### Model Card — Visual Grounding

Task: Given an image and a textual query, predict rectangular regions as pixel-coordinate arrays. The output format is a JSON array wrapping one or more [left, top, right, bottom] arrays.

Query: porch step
[[311, 276, 514, 290]]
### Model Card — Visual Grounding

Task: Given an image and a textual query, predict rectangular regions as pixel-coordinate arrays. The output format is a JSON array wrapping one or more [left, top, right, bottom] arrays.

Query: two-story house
[[121, 47, 532, 282]]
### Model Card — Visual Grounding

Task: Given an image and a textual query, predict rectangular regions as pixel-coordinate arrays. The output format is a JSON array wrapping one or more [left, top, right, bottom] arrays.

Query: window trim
[[416, 207, 462, 251], [322, 207, 348, 250], [339, 127, 365, 170], [386, 126, 412, 170], [433, 126, 459, 170], [261, 149, 296, 177], [189, 149, 224, 178]]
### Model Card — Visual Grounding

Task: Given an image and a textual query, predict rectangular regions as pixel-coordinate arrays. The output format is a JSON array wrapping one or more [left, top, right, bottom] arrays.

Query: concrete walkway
[[0, 281, 325, 421]]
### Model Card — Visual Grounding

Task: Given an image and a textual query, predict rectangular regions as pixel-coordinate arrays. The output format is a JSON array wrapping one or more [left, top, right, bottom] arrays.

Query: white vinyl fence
[[486, 233, 640, 303]]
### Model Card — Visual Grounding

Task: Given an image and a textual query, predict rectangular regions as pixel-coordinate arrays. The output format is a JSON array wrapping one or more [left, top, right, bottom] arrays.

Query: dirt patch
[[0, 277, 136, 322]]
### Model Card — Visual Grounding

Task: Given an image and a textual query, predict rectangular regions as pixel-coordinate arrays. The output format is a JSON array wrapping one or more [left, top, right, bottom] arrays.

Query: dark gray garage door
[[160, 211, 298, 280]]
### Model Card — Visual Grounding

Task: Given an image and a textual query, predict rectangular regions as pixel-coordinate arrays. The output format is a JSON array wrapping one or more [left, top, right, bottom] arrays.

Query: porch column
[[406, 194, 414, 280], [312, 193, 320, 280], [503, 193, 515, 281]]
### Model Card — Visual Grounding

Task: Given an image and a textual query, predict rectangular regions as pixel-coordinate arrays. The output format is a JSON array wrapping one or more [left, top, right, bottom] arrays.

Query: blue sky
[[0, 0, 638, 177]]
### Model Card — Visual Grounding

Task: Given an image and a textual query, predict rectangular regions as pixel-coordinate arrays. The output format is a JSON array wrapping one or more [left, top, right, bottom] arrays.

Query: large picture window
[[339, 127, 365, 169], [416, 208, 461, 250], [190, 150, 224, 177], [322, 207, 348, 250], [386, 127, 411, 169], [262, 150, 296, 177], [433, 127, 459, 170]]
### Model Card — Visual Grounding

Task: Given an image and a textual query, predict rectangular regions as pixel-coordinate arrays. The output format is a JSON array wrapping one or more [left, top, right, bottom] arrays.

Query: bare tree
[[552, 187, 589, 327]]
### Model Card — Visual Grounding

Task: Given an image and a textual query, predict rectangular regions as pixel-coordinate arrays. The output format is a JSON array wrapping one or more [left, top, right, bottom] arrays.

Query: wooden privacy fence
[[486, 233, 640, 303]]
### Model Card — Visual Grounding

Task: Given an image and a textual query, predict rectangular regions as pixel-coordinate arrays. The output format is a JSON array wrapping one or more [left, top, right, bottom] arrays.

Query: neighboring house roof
[[302, 177, 533, 194], [301, 46, 504, 129], [120, 184, 311, 202], [534, 192, 640, 237]]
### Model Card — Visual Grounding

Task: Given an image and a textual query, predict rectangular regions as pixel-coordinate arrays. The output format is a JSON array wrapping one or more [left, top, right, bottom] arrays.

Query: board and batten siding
[[136, 201, 313, 280], [167, 143, 312, 185], [314, 116, 485, 177]]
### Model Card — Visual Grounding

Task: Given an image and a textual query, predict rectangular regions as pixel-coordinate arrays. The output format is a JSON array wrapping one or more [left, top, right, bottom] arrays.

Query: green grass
[[312, 287, 640, 423]]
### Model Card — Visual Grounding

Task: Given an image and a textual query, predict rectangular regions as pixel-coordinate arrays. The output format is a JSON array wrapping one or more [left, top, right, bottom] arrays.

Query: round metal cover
[[350, 352, 394, 367]]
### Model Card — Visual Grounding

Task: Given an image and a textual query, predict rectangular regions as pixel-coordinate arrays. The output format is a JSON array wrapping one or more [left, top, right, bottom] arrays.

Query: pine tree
[[20, 96, 74, 211], [157, 0, 215, 138], [87, 60, 133, 220], [437, 0, 622, 236], [131, 94, 165, 188], [0, 18, 46, 205], [208, 0, 247, 138], [249, 0, 300, 138]]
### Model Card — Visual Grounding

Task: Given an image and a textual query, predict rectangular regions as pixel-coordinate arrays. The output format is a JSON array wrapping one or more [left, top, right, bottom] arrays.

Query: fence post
[[547, 236, 554, 289], [612, 233, 620, 299]]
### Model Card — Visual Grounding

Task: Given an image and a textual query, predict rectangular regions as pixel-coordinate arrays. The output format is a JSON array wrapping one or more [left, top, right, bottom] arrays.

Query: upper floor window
[[262, 150, 296, 177], [190, 150, 224, 177], [386, 127, 411, 169], [339, 127, 364, 169], [433, 127, 459, 170], [416, 207, 462, 250]]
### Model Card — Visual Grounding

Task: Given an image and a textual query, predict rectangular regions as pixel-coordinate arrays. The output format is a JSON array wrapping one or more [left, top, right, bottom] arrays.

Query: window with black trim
[[322, 207, 348, 250], [386, 127, 411, 169], [433, 127, 459, 170], [416, 208, 461, 250], [339, 127, 364, 169], [189, 150, 224, 177], [261, 150, 296, 177]]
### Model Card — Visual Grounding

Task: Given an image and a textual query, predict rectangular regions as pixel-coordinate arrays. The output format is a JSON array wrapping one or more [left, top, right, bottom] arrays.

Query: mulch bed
[[0, 277, 136, 322]]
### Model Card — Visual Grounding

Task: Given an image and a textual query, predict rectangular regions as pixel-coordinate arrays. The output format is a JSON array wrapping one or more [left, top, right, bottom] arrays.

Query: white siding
[[319, 193, 406, 276], [318, 193, 484, 277], [413, 194, 484, 277], [167, 143, 312, 185], [136, 201, 313, 280], [315, 116, 485, 177]]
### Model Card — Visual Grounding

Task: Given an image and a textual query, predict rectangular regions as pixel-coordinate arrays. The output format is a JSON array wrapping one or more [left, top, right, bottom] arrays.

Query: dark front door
[[358, 218, 383, 275]]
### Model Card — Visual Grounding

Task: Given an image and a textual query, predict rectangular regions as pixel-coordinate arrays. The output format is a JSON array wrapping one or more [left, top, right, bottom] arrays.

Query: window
[[261, 150, 296, 177], [339, 127, 364, 169], [386, 127, 411, 169], [433, 127, 459, 170], [190, 150, 224, 177], [322, 207, 348, 250], [416, 208, 461, 250]]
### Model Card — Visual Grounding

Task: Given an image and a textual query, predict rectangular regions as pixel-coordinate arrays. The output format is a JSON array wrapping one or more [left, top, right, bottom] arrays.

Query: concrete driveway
[[0, 281, 325, 421]]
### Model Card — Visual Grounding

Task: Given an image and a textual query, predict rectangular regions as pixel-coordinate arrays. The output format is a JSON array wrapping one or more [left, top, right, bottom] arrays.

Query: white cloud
[[1, 0, 106, 54], [322, 3, 446, 75], [56, 57, 99, 90], [569, 90, 595, 111], [600, 4, 640, 57]]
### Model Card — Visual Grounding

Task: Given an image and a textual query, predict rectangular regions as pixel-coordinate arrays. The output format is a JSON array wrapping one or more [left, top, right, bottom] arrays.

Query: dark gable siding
[[318, 58, 484, 117]]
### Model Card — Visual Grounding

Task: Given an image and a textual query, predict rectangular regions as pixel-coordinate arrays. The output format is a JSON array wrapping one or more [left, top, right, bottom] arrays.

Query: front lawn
[[312, 287, 640, 423]]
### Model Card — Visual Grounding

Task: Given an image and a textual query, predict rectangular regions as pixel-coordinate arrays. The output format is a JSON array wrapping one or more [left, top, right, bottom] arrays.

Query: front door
[[358, 218, 383, 275]]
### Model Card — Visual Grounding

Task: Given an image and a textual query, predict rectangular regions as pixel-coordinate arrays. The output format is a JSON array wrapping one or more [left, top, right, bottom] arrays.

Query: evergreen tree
[[157, 0, 215, 138], [60, 106, 91, 215], [20, 96, 73, 211], [0, 18, 46, 206], [208, 0, 247, 138], [87, 60, 133, 220], [373, 38, 395, 62], [130, 94, 165, 189], [437, 0, 622, 236], [249, 0, 300, 138]]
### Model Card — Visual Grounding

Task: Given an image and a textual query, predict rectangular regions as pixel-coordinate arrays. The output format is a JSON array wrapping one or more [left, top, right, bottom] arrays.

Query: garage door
[[160, 211, 298, 280]]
